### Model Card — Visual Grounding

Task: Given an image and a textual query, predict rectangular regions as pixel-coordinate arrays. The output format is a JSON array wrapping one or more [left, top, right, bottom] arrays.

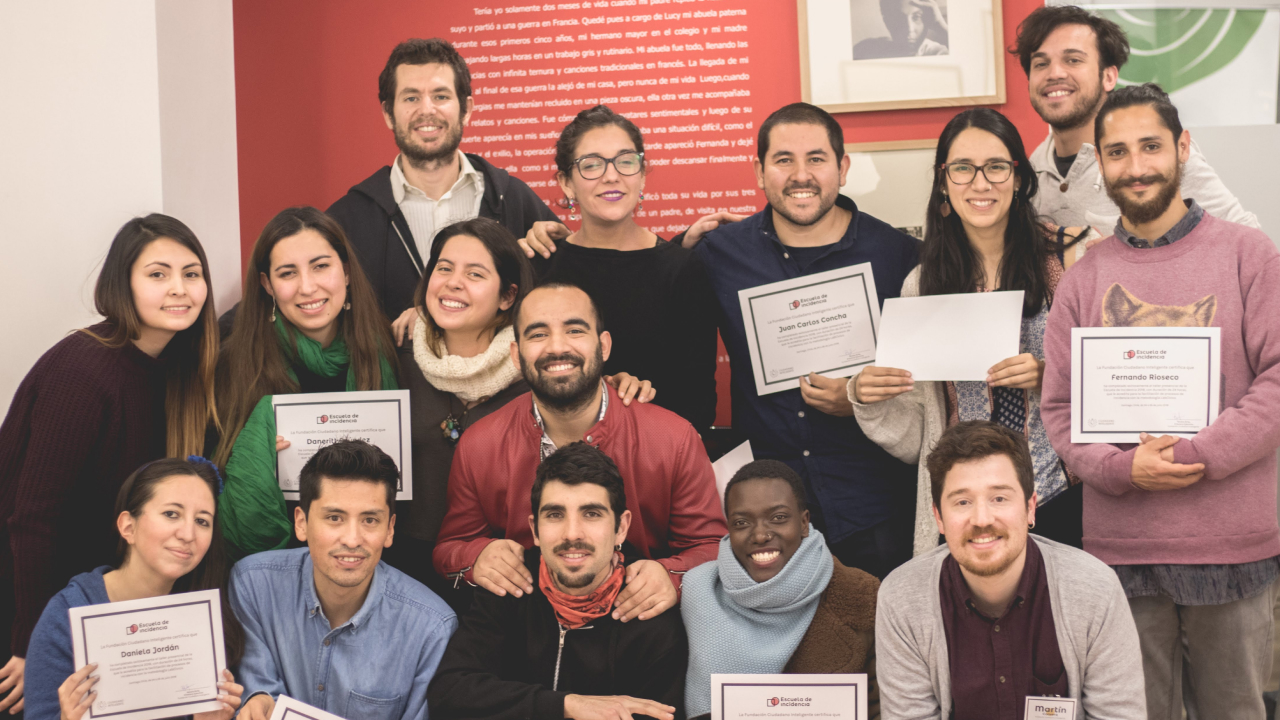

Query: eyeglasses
[[573, 151, 644, 180], [939, 160, 1018, 185]]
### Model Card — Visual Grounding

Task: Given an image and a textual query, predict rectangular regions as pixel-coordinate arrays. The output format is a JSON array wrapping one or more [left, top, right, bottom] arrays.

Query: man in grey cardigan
[[876, 421, 1144, 719]]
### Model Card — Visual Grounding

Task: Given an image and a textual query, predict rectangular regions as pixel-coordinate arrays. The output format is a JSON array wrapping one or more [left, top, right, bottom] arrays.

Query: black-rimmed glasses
[[939, 159, 1018, 185], [573, 151, 644, 180]]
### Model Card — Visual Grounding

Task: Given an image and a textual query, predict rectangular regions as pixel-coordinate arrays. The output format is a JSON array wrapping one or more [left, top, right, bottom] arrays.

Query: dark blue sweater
[[25, 567, 111, 720]]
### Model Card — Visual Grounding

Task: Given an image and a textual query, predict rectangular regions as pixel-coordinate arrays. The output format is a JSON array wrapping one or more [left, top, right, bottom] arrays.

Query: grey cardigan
[[875, 536, 1145, 720]]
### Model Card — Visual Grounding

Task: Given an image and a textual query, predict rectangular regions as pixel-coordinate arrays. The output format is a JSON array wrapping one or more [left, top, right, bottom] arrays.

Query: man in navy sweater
[[693, 103, 921, 579]]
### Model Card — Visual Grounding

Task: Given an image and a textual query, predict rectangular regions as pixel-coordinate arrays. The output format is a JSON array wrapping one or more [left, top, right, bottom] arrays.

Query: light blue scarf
[[680, 527, 833, 717]]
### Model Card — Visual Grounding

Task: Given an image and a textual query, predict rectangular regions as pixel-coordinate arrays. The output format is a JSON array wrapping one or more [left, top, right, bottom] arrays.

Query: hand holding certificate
[[738, 265, 881, 396], [68, 589, 227, 720], [273, 389, 412, 500], [711, 674, 867, 720]]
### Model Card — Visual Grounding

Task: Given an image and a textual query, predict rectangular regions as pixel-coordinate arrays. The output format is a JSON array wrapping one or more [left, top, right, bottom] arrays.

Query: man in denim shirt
[[231, 440, 457, 720]]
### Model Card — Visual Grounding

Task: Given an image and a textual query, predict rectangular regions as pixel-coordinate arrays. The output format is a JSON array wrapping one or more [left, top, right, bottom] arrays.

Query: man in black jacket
[[327, 38, 558, 335], [428, 442, 687, 720]]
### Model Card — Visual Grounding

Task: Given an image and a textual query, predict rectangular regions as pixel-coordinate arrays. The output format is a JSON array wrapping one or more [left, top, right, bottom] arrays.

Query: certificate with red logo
[[1070, 327, 1221, 443], [273, 389, 412, 500], [711, 674, 867, 720], [738, 264, 881, 396], [68, 589, 226, 720], [268, 694, 345, 720]]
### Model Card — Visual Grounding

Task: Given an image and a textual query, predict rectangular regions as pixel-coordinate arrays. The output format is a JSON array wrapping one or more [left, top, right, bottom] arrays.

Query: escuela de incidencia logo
[[316, 413, 358, 425], [1123, 350, 1136, 359], [125, 624, 139, 635], [317, 414, 329, 424], [767, 698, 780, 707]]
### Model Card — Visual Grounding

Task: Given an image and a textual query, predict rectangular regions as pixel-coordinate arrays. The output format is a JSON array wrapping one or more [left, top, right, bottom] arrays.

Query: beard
[[954, 525, 1024, 578], [395, 115, 463, 167], [767, 181, 838, 227], [550, 540, 601, 589], [1030, 72, 1106, 133], [1105, 160, 1183, 226], [520, 343, 605, 413]]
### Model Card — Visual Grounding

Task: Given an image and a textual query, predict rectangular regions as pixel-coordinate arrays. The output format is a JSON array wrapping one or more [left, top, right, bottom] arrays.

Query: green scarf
[[218, 317, 398, 558]]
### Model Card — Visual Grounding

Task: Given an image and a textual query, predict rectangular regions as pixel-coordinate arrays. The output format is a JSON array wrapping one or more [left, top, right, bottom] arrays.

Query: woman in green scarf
[[214, 206, 397, 557]]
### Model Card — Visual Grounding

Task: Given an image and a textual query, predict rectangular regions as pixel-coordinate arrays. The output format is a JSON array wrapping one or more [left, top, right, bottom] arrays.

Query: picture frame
[[840, 139, 938, 238], [798, 0, 1006, 113]]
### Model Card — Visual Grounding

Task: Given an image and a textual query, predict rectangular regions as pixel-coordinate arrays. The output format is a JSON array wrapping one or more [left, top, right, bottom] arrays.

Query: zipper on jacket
[[551, 623, 593, 691]]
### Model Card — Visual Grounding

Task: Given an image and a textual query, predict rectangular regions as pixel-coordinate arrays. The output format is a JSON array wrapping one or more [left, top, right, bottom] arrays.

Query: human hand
[[520, 221, 571, 259], [851, 367, 913, 404], [910, 0, 948, 31], [604, 373, 656, 406], [474, 539, 534, 597], [613, 560, 677, 622], [56, 663, 95, 720], [987, 353, 1043, 390], [0, 654, 23, 714], [193, 669, 243, 720], [391, 307, 419, 347], [681, 212, 747, 249], [564, 694, 676, 720], [238, 693, 275, 720], [800, 372, 854, 416], [1131, 434, 1204, 491], [275, 436, 291, 453]]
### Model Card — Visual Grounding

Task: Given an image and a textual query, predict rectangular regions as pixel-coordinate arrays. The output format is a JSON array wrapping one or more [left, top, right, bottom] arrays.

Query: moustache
[[784, 183, 822, 195], [1118, 173, 1169, 189], [552, 540, 596, 554], [330, 546, 370, 559], [536, 352, 585, 372], [964, 525, 1003, 542]]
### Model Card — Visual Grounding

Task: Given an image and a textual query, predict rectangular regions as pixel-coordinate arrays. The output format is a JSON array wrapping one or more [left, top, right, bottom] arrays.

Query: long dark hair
[[920, 108, 1071, 317], [414, 218, 535, 355], [214, 207, 393, 466], [115, 458, 244, 666], [82, 214, 220, 457]]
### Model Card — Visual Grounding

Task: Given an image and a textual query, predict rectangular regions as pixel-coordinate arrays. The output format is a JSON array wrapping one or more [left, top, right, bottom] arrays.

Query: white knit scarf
[[412, 315, 521, 403]]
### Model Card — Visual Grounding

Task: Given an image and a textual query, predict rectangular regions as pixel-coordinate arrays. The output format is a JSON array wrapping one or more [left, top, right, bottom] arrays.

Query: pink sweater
[[1042, 214, 1280, 566]]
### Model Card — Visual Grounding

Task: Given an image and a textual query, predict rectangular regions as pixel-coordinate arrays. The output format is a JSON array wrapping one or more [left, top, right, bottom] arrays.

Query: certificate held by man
[[68, 589, 226, 720], [1071, 326, 1222, 443], [273, 389, 412, 500], [711, 673, 867, 720], [737, 264, 881, 396]]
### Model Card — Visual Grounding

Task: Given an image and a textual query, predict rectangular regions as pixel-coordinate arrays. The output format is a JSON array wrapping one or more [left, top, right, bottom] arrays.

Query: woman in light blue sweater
[[24, 459, 243, 720]]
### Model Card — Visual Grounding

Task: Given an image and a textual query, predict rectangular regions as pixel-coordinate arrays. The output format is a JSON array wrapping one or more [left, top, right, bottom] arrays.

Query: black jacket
[[428, 548, 688, 720], [326, 153, 557, 318]]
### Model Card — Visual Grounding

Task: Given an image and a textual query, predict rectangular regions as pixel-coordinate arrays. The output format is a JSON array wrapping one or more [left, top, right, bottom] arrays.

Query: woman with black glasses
[[849, 108, 1085, 552], [534, 104, 719, 433]]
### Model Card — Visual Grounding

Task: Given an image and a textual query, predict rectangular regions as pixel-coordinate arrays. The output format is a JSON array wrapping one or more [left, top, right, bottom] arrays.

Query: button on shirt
[[230, 548, 457, 720], [939, 538, 1067, 720], [390, 151, 484, 264], [533, 381, 609, 459], [693, 195, 920, 541]]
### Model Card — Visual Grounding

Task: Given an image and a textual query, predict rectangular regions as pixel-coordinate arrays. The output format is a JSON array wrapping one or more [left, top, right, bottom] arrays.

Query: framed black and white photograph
[[799, 0, 1006, 112], [840, 139, 938, 238]]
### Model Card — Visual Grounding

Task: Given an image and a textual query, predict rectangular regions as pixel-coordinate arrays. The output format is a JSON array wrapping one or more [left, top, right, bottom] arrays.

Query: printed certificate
[[268, 694, 345, 720], [737, 265, 880, 396], [68, 589, 226, 720], [712, 673, 867, 720], [273, 389, 412, 500], [1071, 327, 1221, 443]]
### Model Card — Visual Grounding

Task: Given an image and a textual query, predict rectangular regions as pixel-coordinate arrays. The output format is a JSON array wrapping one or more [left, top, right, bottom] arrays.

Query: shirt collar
[[532, 380, 609, 459], [1037, 131, 1096, 181], [949, 536, 1042, 622], [302, 550, 386, 631], [1114, 199, 1204, 249], [759, 193, 860, 256], [389, 151, 478, 204]]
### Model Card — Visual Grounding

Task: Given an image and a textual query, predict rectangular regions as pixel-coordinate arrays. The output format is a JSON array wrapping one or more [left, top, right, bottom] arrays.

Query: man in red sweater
[[1042, 84, 1280, 719], [433, 282, 726, 622]]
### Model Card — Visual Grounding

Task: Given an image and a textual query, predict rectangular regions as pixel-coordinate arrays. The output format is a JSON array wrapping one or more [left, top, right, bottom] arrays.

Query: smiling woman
[[213, 207, 398, 558]]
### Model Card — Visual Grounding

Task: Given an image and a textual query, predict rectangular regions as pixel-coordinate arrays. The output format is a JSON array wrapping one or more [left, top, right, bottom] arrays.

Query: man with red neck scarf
[[428, 442, 688, 720]]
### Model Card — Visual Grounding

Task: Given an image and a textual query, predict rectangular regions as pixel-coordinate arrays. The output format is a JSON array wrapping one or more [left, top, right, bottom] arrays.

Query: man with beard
[[1012, 5, 1257, 231], [877, 421, 1145, 720], [693, 103, 919, 580], [432, 282, 725, 622], [429, 442, 688, 720], [327, 38, 558, 334], [232, 440, 456, 720], [1041, 84, 1280, 719]]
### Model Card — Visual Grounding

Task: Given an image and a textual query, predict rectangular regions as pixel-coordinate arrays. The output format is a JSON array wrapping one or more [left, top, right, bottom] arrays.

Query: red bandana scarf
[[539, 551, 626, 629]]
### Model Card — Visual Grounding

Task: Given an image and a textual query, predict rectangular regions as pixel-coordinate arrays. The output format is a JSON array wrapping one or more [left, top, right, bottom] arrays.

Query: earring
[[940, 193, 952, 218], [344, 301, 352, 311], [567, 197, 577, 214], [1029, 521, 1036, 530], [269, 297, 277, 323], [1013, 188, 1020, 203], [638, 192, 644, 213], [614, 543, 622, 552]]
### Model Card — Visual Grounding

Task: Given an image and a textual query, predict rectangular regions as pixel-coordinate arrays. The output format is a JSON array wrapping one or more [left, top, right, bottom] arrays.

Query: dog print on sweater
[[1101, 284, 1217, 328]]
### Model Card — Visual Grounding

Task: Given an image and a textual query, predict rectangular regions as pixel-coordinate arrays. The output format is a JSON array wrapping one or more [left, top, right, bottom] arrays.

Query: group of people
[[0, 4, 1275, 719]]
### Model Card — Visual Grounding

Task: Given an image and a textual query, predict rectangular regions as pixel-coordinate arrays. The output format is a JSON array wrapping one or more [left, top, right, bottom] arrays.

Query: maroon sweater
[[0, 326, 166, 655]]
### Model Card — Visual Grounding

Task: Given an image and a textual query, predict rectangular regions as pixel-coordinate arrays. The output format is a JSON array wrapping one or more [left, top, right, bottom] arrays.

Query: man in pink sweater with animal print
[[1042, 83, 1280, 720]]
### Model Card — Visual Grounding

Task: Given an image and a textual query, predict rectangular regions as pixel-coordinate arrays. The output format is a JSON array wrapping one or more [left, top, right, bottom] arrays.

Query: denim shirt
[[230, 548, 457, 720], [694, 195, 920, 541]]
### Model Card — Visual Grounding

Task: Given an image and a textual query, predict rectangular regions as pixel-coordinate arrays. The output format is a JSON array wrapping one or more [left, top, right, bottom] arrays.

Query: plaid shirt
[[532, 381, 609, 459]]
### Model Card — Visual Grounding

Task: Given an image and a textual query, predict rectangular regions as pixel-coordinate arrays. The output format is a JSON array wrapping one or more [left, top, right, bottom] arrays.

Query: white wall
[[1187, 124, 1280, 243], [0, 0, 240, 416]]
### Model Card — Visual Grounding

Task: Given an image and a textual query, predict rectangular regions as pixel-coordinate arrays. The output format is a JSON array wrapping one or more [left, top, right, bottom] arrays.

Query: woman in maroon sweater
[[0, 214, 219, 714]]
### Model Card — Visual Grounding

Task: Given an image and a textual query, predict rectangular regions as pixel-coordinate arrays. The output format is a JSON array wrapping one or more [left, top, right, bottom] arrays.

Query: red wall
[[231, 0, 1047, 265]]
